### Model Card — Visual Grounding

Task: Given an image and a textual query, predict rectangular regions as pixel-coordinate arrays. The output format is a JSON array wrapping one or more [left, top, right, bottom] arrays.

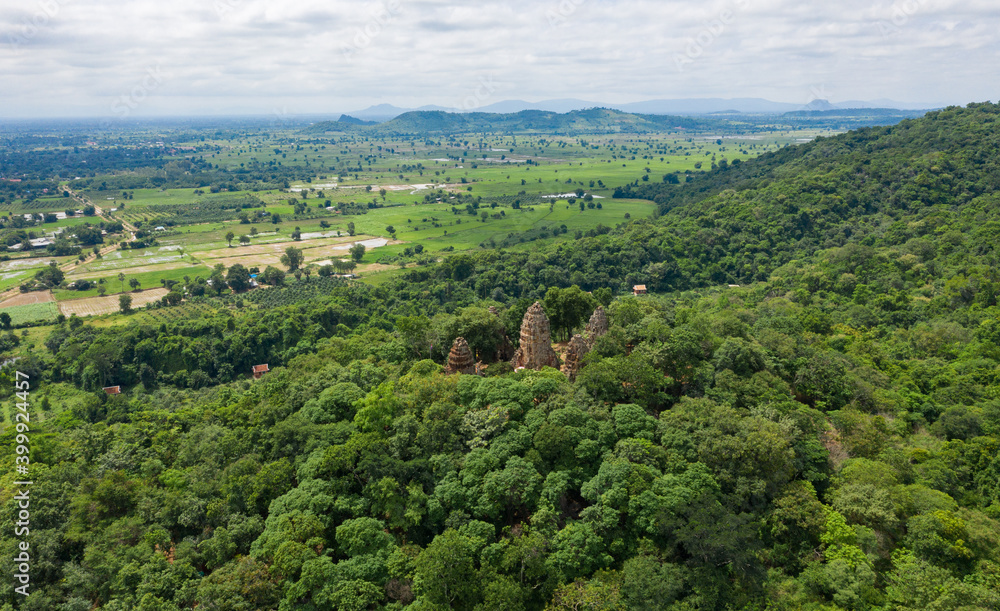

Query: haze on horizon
[[1, 0, 998, 119]]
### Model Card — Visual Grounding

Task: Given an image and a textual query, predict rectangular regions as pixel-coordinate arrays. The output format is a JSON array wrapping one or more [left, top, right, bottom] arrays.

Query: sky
[[1, 0, 998, 118]]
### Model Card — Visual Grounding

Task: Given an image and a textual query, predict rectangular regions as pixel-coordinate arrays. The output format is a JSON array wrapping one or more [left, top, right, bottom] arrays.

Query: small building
[[29, 238, 52, 249], [103, 386, 121, 395], [252, 364, 270, 379], [633, 285, 647, 296]]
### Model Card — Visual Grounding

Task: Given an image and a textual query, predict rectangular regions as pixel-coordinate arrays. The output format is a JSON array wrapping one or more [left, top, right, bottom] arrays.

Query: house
[[29, 238, 52, 249], [154, 226, 166, 231], [103, 386, 121, 395], [252, 364, 269, 379], [633, 285, 647, 296]]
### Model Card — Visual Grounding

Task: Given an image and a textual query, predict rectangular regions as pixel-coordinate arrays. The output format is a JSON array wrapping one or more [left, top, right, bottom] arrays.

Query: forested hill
[[618, 101, 1000, 216], [304, 108, 711, 135], [3, 103, 1000, 610], [407, 102, 1000, 297]]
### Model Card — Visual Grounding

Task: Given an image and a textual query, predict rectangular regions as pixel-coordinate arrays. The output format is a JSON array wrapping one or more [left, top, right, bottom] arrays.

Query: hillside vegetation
[[2, 103, 1000, 610]]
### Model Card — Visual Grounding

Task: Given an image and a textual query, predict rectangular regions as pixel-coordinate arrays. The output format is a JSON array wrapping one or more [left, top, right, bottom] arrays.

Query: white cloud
[[0, 0, 997, 117]]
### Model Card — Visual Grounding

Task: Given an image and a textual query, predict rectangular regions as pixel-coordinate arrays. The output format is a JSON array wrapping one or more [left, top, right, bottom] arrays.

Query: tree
[[280, 246, 304, 271], [225, 231, 235, 247], [119, 294, 133, 314], [129, 277, 141, 291], [261, 265, 285, 286], [97, 285, 107, 296], [271, 213, 282, 224], [208, 269, 226, 295], [0, 312, 10, 329], [118, 272, 126, 294], [414, 530, 481, 608], [239, 234, 251, 246], [544, 285, 596, 341], [350, 243, 365, 262], [347, 221, 356, 236], [292, 227, 302, 241], [162, 291, 183, 306], [227, 264, 252, 292]]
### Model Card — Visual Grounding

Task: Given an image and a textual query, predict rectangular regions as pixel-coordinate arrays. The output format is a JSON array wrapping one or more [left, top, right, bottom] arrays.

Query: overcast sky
[[1, 0, 998, 118]]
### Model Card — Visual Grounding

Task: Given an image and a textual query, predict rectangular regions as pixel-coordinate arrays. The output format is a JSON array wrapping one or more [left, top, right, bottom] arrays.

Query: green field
[[2, 301, 59, 325], [54, 264, 212, 301], [0, 126, 833, 313]]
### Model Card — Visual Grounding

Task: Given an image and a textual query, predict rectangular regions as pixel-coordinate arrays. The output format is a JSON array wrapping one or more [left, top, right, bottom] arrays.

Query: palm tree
[[118, 272, 125, 294]]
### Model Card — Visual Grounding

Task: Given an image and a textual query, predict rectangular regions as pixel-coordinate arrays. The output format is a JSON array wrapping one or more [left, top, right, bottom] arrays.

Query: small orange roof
[[252, 364, 269, 373]]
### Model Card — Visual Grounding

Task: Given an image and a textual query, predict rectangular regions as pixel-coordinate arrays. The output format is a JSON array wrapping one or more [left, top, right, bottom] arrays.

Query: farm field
[[58, 287, 170, 317], [2, 301, 59, 325], [0, 289, 55, 308], [0, 125, 831, 322]]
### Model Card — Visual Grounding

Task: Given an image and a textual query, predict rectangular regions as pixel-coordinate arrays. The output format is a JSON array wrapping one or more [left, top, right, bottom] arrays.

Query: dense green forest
[[2, 103, 1000, 610]]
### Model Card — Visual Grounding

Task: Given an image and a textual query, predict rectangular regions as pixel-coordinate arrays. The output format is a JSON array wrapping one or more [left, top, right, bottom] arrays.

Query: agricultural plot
[[54, 265, 211, 301], [2, 301, 59, 325], [28, 127, 827, 295], [0, 289, 55, 308], [94, 299, 225, 327], [59, 288, 170, 317], [72, 247, 189, 273]]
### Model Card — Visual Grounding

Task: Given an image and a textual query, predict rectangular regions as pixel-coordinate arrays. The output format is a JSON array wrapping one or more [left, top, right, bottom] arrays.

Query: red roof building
[[252, 364, 270, 379]]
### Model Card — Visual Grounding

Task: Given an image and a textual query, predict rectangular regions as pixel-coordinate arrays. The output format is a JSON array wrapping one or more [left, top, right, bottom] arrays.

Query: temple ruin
[[510, 302, 560, 370], [445, 337, 477, 375], [584, 306, 609, 348], [561, 334, 589, 381]]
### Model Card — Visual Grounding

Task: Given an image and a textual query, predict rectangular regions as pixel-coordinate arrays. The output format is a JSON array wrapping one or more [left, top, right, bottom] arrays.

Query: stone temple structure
[[446, 337, 477, 375], [489, 306, 516, 362], [511, 302, 560, 370], [561, 334, 589, 381], [584, 306, 609, 348]]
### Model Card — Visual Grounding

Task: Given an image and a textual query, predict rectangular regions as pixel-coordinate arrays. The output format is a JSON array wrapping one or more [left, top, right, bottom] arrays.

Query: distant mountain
[[473, 98, 602, 114], [304, 108, 710, 136], [336, 114, 375, 126], [611, 98, 804, 115], [803, 99, 836, 111], [344, 103, 455, 122], [783, 107, 930, 119], [340, 98, 938, 122]]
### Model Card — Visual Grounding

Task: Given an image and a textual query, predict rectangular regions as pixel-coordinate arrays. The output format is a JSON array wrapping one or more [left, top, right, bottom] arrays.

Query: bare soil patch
[[0, 290, 55, 308], [59, 288, 170, 317]]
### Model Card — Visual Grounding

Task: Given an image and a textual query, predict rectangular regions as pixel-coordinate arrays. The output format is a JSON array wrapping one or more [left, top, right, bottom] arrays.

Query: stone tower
[[561, 334, 589, 381], [511, 302, 560, 370], [489, 305, 516, 362], [584, 306, 609, 348], [446, 337, 477, 375]]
